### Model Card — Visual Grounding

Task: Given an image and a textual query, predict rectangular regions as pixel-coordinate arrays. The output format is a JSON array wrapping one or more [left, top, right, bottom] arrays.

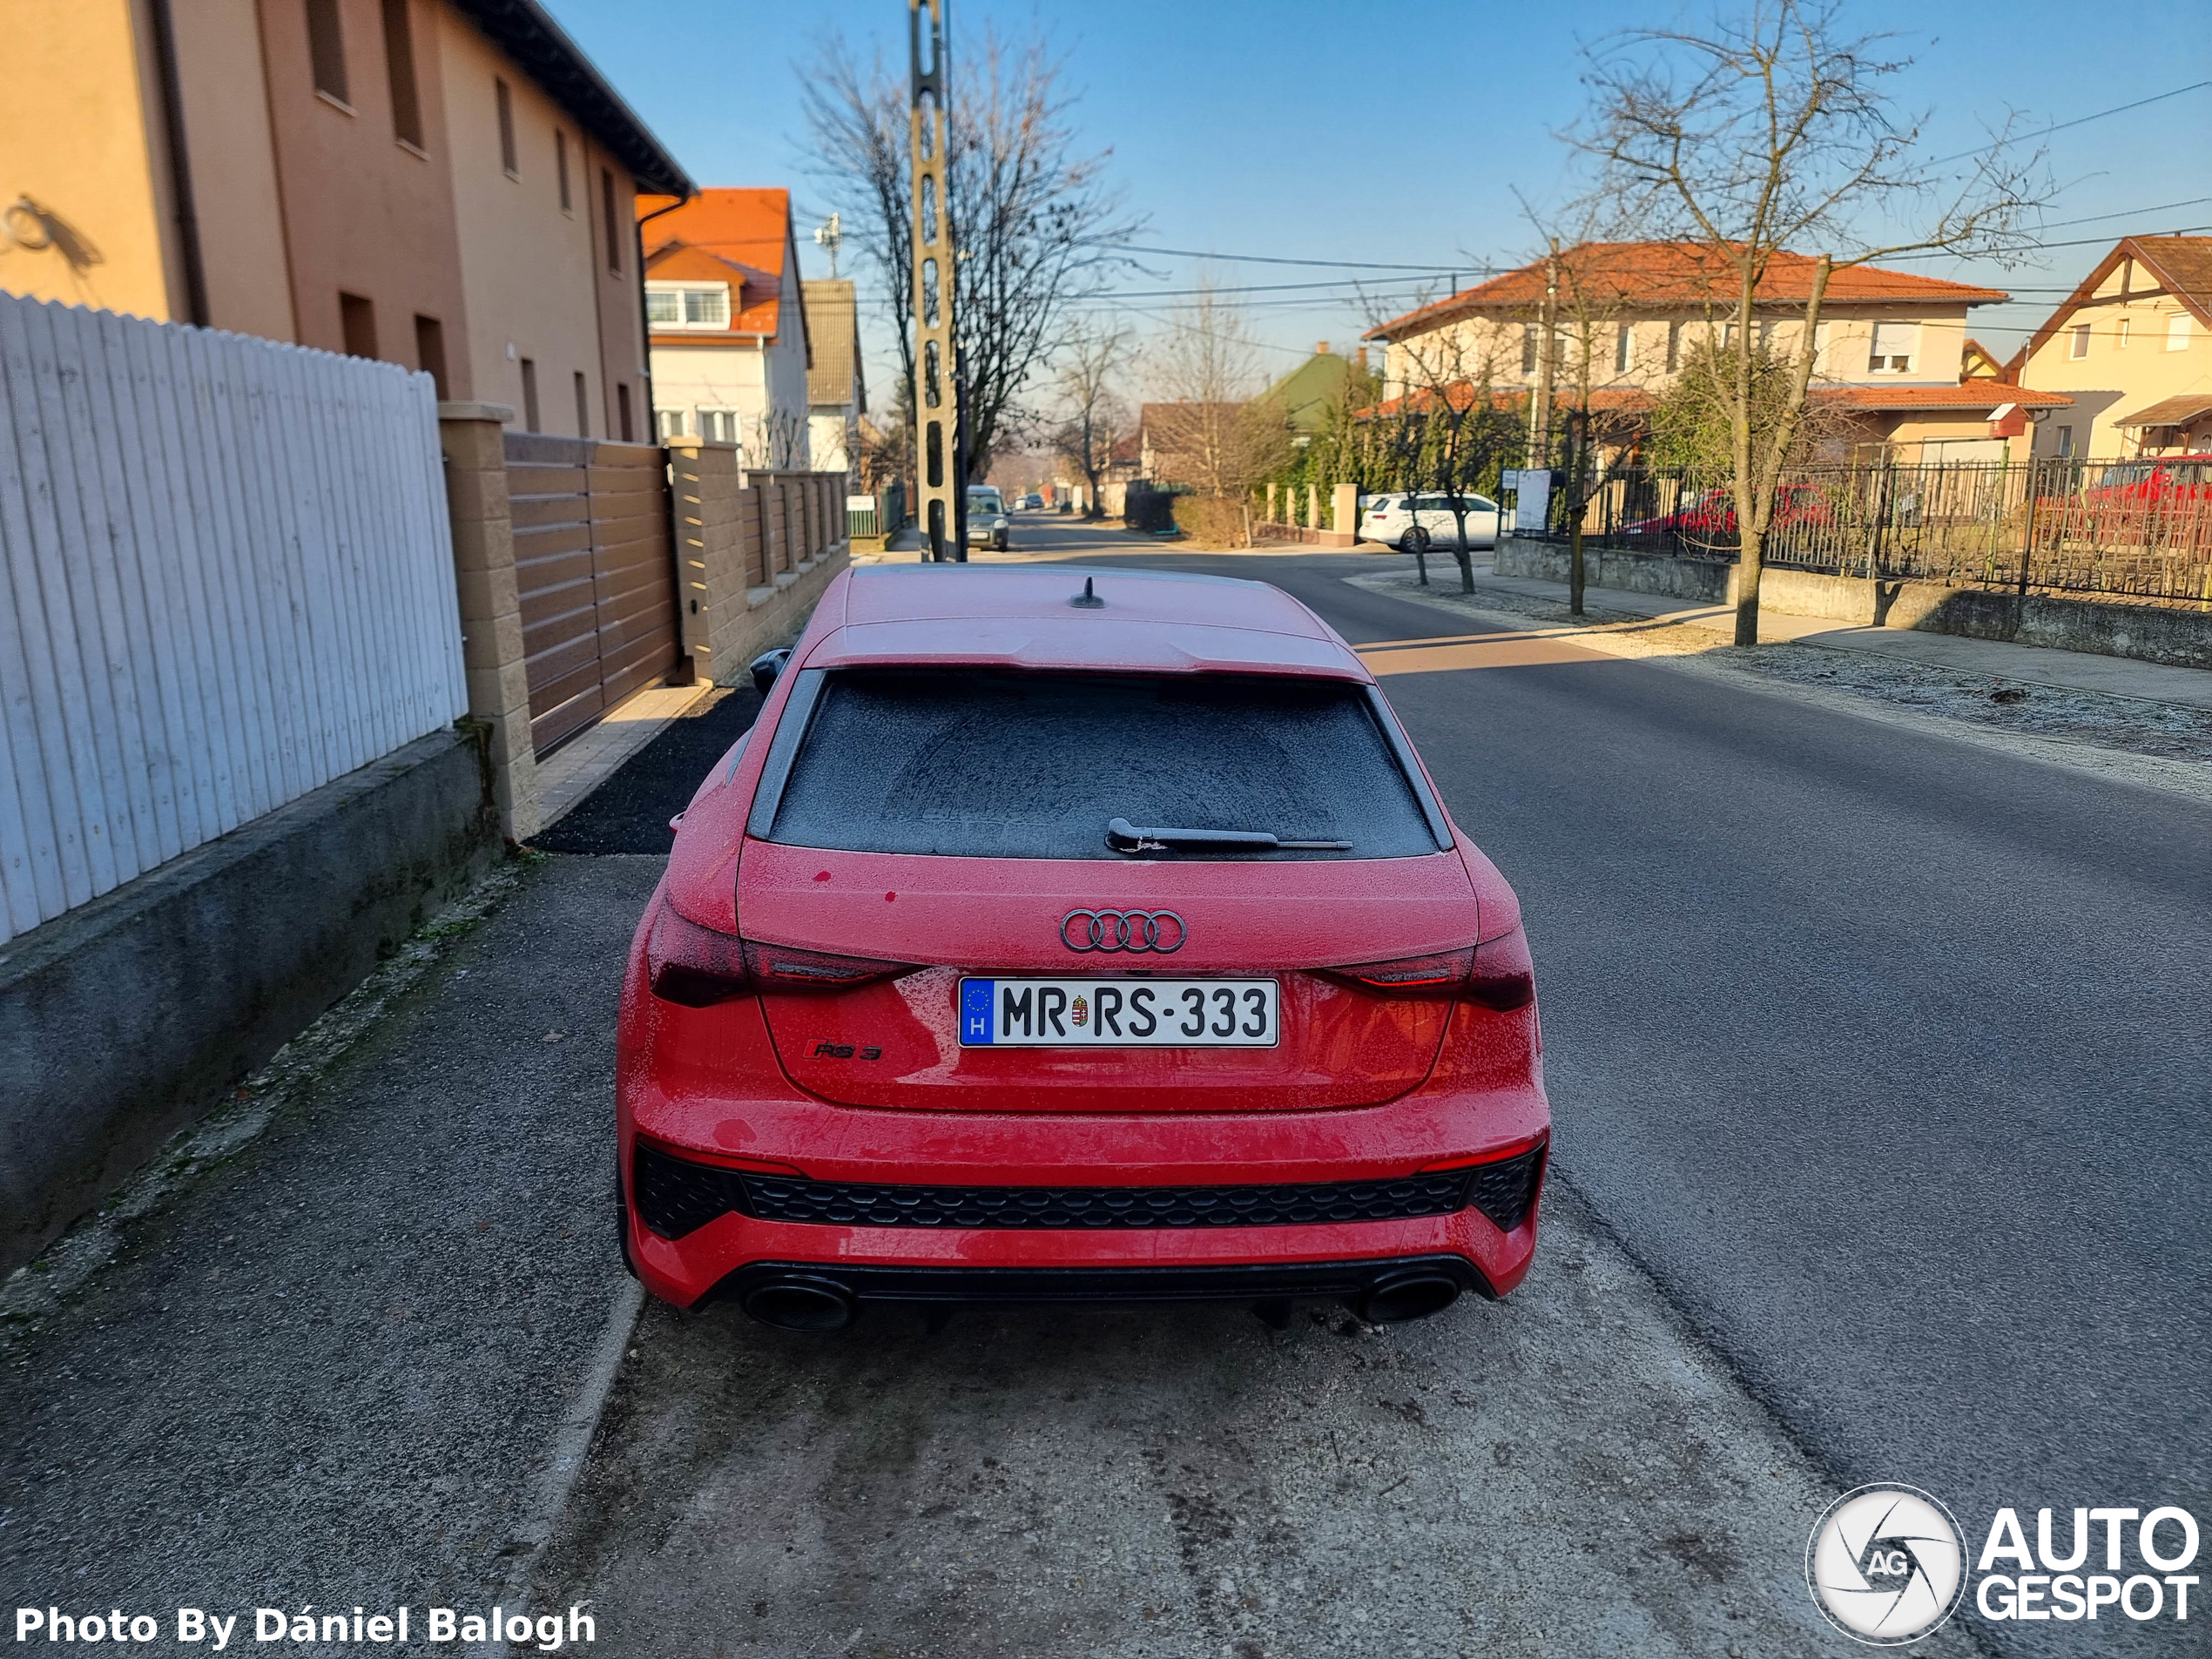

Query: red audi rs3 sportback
[[616, 563, 1548, 1331]]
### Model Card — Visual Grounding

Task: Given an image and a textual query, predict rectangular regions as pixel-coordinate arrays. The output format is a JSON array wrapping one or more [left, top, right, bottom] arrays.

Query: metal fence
[[0, 293, 466, 945], [1540, 460, 2212, 606], [848, 480, 905, 540]]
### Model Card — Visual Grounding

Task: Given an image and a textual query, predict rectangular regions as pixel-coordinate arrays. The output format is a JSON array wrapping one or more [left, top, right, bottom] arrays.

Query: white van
[[1360, 492, 1501, 553]]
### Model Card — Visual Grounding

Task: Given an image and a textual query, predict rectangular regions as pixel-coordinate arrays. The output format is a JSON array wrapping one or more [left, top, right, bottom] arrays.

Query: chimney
[[1356, 347, 1368, 370], [1316, 341, 1331, 355]]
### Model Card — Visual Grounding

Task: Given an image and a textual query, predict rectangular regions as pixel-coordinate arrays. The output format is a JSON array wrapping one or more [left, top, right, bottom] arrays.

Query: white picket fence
[[0, 293, 468, 946]]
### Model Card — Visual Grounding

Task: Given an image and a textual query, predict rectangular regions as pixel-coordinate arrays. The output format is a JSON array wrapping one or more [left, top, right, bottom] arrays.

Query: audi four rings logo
[[1061, 909, 1186, 953]]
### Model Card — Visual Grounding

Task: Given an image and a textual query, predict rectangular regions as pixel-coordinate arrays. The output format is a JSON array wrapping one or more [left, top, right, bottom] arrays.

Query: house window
[[2069, 323, 2091, 360], [381, 0, 421, 147], [413, 314, 446, 399], [2114, 316, 2129, 350], [573, 371, 590, 436], [1665, 321, 1682, 371], [339, 291, 376, 359], [617, 382, 634, 442], [698, 408, 738, 443], [603, 171, 622, 273], [2054, 424, 2074, 457], [656, 408, 687, 442], [2168, 313, 2193, 351], [496, 78, 518, 177], [1868, 321, 1917, 374], [556, 131, 571, 212], [1521, 323, 1537, 376], [306, 0, 349, 105], [645, 283, 732, 329], [519, 358, 540, 430], [1614, 322, 1631, 374]]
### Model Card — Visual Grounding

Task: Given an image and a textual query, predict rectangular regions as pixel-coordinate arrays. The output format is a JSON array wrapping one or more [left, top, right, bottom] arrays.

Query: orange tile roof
[[1366, 243, 2008, 341], [1366, 383, 1655, 418], [639, 187, 793, 339], [1816, 384, 2070, 411], [1358, 379, 2067, 420]]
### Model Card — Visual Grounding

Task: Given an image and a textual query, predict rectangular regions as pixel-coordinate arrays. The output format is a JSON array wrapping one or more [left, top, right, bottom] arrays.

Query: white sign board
[[1513, 469, 1552, 532]]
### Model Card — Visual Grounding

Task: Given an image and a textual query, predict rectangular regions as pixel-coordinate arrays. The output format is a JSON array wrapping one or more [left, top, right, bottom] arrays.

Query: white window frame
[[2069, 322, 2091, 360], [696, 407, 739, 445], [654, 408, 687, 442], [1868, 321, 1918, 374], [644, 280, 732, 332], [2167, 312, 2193, 352]]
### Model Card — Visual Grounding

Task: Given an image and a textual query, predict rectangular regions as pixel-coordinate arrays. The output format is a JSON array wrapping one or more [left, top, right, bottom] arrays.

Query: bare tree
[[1049, 321, 1131, 516], [1146, 279, 1288, 518], [1524, 230, 1640, 617], [800, 26, 1142, 479], [1365, 289, 1524, 592], [1574, 0, 2047, 642]]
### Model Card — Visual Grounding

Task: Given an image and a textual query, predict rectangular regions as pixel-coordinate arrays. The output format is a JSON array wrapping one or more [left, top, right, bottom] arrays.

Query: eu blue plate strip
[[960, 979, 995, 1044]]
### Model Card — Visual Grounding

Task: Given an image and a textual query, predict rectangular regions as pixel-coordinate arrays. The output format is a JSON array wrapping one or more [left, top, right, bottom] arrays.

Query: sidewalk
[[533, 681, 719, 830], [1429, 560, 2212, 711]]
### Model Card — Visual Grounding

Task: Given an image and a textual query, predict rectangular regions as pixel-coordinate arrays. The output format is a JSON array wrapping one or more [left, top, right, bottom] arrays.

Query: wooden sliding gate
[[504, 434, 681, 754]]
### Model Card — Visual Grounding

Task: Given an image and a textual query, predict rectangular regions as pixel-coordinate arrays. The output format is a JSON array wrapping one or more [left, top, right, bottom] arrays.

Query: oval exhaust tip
[[1356, 1271, 1461, 1325], [741, 1276, 857, 1332]]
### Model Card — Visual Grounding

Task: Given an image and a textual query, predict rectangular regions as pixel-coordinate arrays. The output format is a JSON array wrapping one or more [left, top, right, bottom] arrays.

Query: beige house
[[0, 0, 689, 438], [2011, 237, 2212, 460], [639, 188, 813, 468], [1365, 242, 2070, 463], [802, 277, 865, 475]]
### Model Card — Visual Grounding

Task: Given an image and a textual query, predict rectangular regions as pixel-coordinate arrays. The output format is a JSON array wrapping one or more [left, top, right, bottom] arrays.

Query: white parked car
[[1361, 491, 1501, 553]]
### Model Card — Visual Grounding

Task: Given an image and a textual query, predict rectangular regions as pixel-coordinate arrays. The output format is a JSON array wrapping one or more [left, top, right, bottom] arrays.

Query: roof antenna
[[1070, 576, 1104, 609]]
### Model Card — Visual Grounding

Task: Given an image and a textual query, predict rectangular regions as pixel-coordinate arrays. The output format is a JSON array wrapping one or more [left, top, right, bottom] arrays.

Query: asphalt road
[[5, 514, 2204, 1657], [1022, 524, 2212, 1633]]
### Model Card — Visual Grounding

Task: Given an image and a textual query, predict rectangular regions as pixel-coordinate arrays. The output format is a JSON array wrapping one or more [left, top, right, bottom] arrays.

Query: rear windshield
[[765, 669, 1440, 860]]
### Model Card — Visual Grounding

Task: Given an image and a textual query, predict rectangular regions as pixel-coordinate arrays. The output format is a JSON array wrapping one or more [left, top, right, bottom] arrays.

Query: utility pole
[[813, 212, 841, 280], [908, 0, 964, 562]]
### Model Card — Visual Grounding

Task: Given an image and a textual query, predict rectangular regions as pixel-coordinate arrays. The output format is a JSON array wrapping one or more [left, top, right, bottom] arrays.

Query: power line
[[2038, 195, 2212, 232], [1078, 239, 1480, 273], [1880, 224, 2212, 262], [1927, 80, 2211, 165]]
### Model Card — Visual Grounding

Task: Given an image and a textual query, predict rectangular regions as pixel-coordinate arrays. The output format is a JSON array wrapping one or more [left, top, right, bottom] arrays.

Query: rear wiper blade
[[1106, 816, 1352, 853]]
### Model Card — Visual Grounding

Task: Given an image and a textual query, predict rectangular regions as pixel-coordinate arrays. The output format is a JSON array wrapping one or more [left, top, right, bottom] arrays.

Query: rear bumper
[[619, 964, 1551, 1314], [622, 1135, 1545, 1313]]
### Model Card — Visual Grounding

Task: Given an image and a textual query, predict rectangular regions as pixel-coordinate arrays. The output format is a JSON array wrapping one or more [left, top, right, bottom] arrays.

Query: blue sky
[[544, 0, 2212, 412]]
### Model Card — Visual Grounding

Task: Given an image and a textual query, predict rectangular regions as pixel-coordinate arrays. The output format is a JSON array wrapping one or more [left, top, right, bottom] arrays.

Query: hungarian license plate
[[959, 978, 1278, 1048]]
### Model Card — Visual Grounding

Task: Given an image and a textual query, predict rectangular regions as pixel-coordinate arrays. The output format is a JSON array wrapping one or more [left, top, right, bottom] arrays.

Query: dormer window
[[646, 282, 732, 330]]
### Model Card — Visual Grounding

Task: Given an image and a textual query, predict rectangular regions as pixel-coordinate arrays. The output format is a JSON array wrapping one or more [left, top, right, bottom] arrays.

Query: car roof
[[801, 563, 1368, 680]]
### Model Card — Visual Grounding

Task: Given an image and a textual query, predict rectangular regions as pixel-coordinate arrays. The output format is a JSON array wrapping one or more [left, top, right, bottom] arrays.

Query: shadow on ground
[[531, 685, 765, 855]]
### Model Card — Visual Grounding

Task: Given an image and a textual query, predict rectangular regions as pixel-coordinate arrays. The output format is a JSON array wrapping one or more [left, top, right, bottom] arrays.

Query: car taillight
[[1467, 926, 1535, 1011], [646, 902, 751, 1007], [1321, 948, 1475, 997], [1320, 926, 1534, 1009], [646, 900, 919, 1007], [740, 940, 919, 992]]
